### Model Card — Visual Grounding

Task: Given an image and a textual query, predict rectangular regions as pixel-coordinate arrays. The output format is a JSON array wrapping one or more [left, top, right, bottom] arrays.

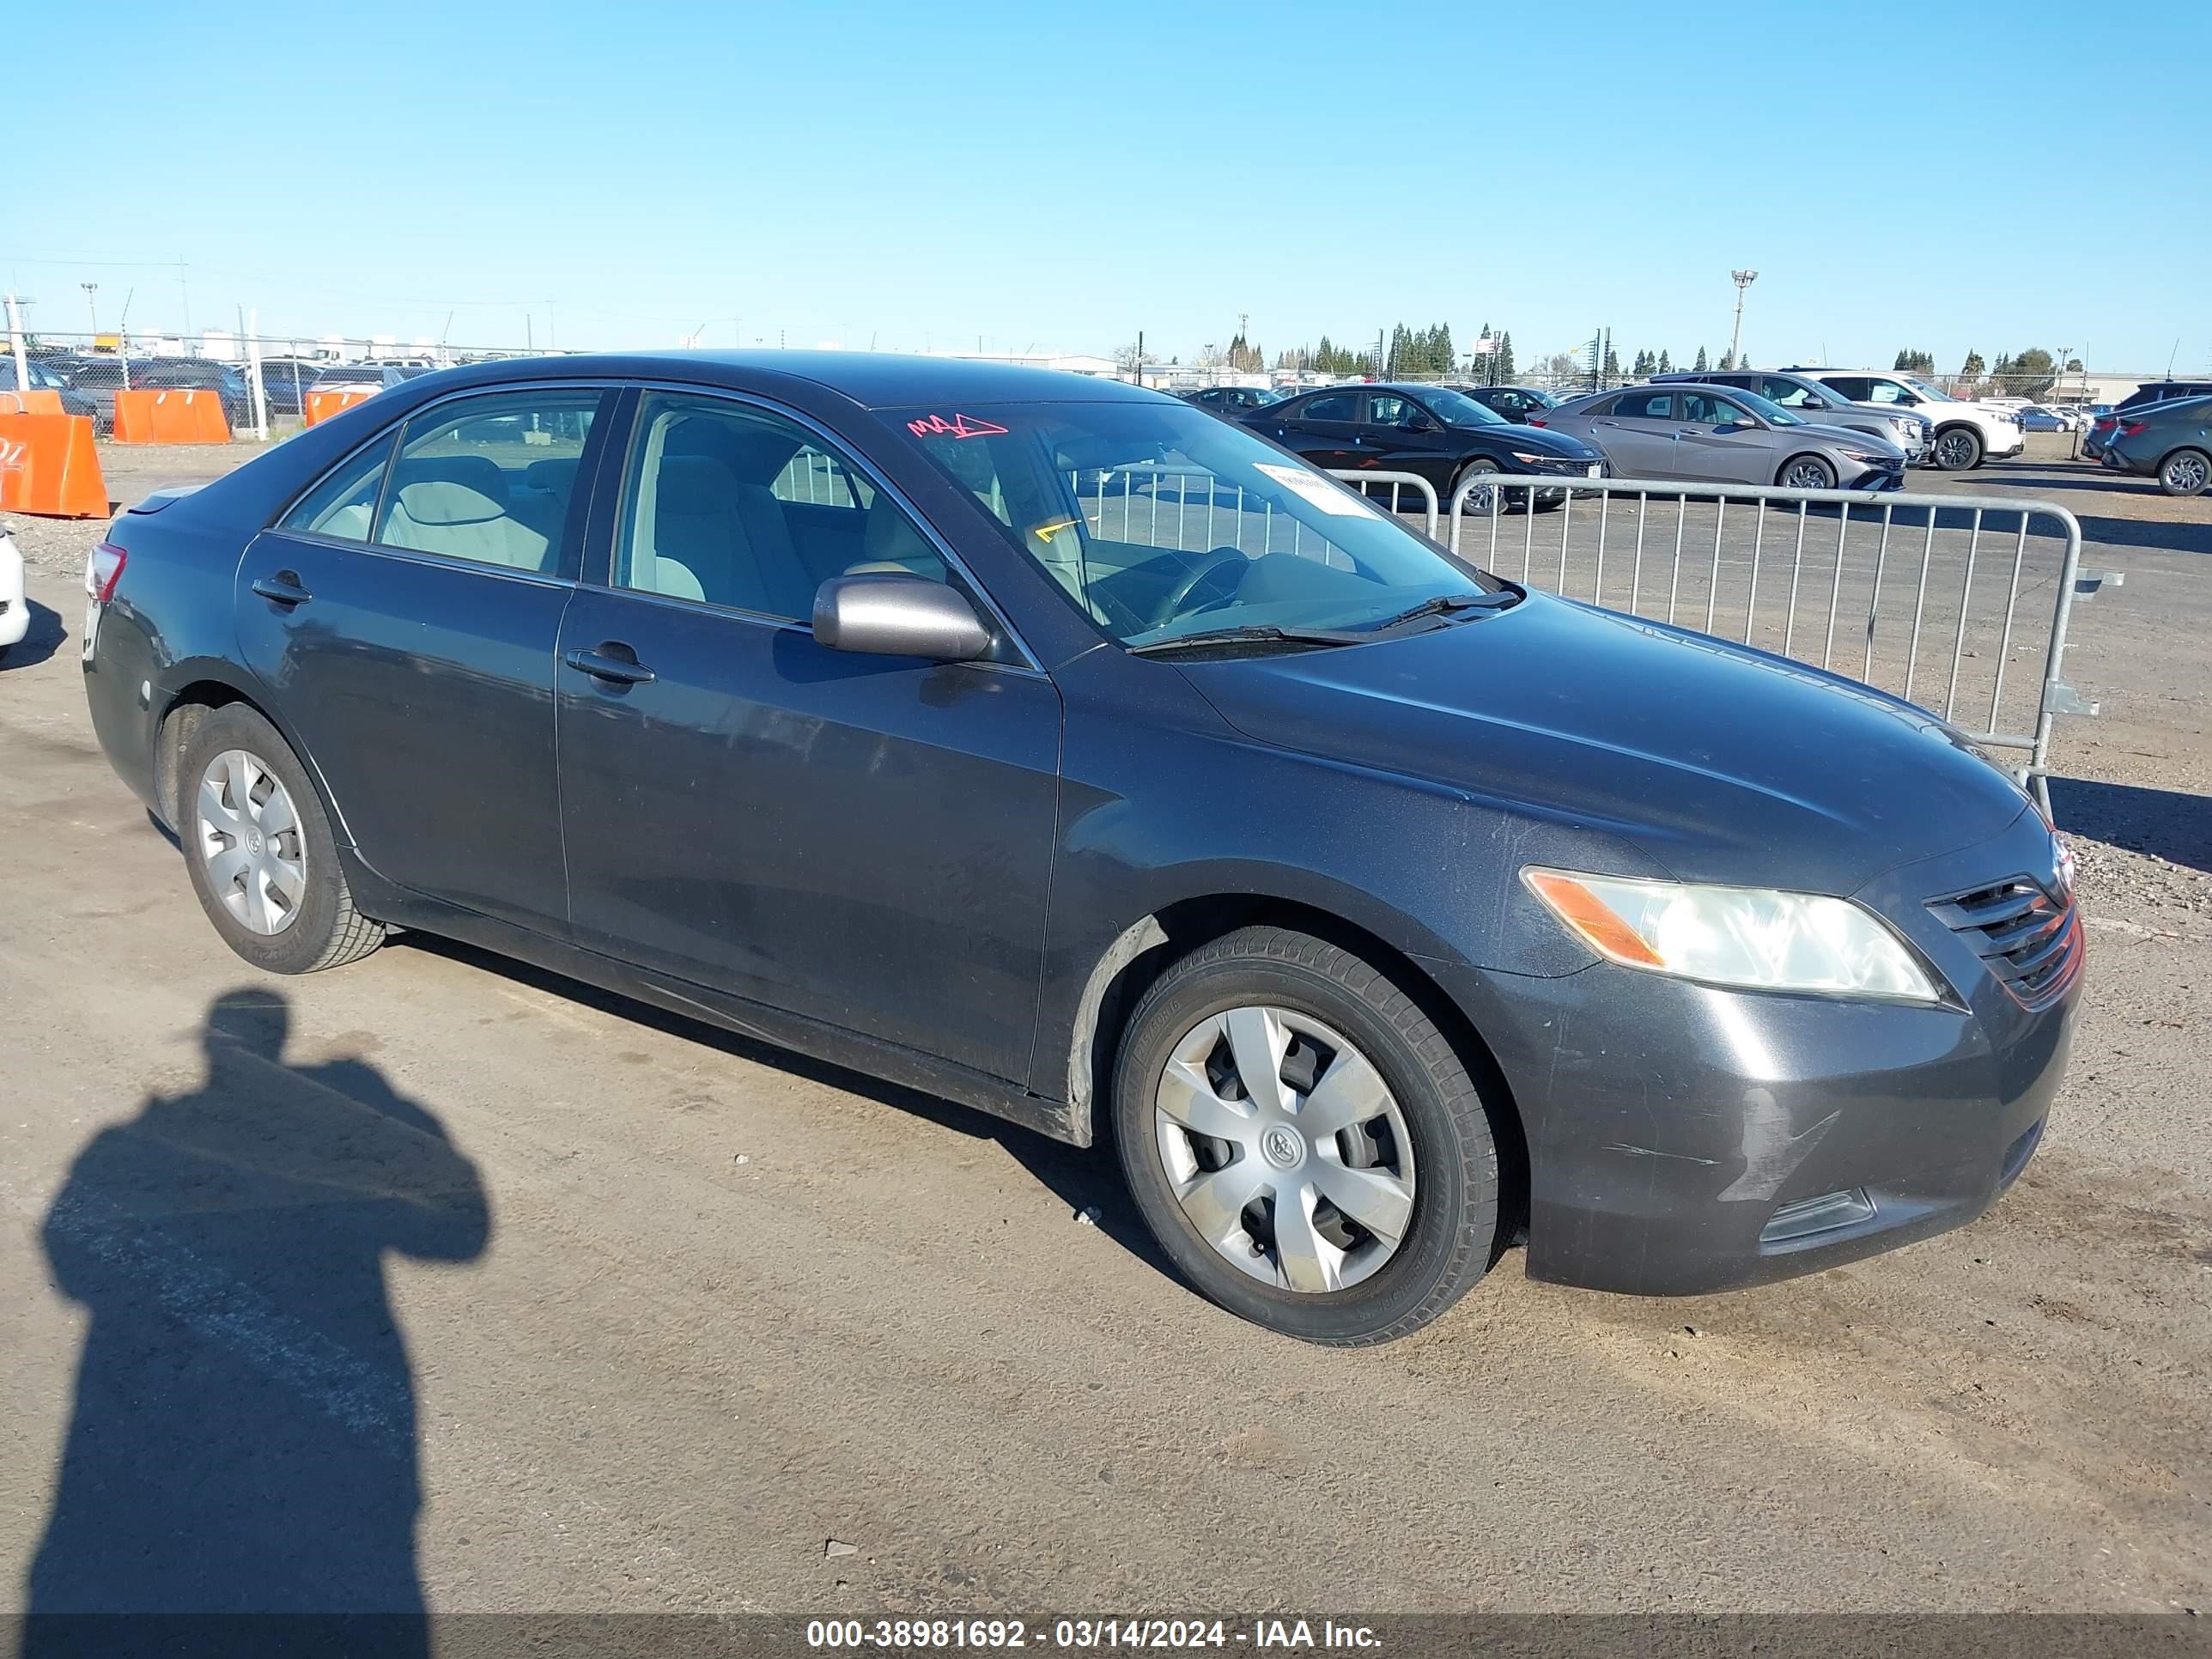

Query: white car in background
[[0, 525, 27, 662], [1784, 368, 2027, 471]]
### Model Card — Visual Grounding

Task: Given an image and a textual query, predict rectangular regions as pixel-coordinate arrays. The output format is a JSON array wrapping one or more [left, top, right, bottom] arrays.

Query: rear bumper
[[1432, 806, 2081, 1296]]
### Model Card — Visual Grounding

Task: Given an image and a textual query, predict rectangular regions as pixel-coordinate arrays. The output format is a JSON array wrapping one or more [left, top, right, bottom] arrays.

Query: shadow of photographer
[[24, 988, 490, 1650]]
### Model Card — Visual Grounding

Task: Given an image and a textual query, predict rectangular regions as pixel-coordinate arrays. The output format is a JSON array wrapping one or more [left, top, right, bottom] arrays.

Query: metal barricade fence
[[1327, 471, 1438, 538], [1440, 474, 2115, 810]]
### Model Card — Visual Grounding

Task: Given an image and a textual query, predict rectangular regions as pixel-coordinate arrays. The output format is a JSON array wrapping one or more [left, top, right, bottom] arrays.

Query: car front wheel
[[1932, 425, 1984, 471], [179, 703, 386, 975], [1778, 454, 1838, 492], [1113, 926, 1502, 1346], [2159, 448, 2210, 497]]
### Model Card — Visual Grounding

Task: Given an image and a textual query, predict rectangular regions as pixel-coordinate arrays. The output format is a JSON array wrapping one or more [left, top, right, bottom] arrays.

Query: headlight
[[1841, 449, 1890, 463], [1522, 868, 1944, 1002], [1508, 452, 1552, 465]]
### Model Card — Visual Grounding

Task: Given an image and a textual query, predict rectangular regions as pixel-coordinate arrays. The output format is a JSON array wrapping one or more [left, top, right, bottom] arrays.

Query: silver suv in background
[[1653, 369, 1930, 465], [1785, 368, 2025, 471]]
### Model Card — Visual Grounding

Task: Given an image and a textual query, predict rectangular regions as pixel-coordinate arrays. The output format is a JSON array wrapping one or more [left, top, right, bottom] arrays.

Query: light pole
[[82, 282, 99, 340], [1728, 270, 1758, 368]]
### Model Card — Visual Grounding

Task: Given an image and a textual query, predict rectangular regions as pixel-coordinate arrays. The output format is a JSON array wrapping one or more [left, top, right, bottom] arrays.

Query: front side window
[[615, 392, 949, 621], [887, 398, 1510, 650], [368, 390, 602, 574], [1761, 375, 1821, 408], [1366, 393, 1413, 427]]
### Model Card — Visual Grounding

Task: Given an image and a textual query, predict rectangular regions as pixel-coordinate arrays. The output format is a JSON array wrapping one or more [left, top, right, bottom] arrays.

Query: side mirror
[[1400, 412, 1432, 431], [811, 574, 994, 662]]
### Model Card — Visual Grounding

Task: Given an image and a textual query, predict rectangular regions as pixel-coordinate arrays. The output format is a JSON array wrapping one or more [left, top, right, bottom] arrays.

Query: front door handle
[[251, 572, 312, 606], [563, 646, 655, 685]]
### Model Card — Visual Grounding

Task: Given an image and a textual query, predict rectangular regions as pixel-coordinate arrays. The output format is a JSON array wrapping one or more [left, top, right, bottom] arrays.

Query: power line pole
[[1728, 270, 1759, 367]]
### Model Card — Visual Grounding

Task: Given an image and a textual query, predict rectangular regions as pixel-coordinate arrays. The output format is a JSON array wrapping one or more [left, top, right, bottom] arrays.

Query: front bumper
[[1436, 805, 2081, 1296], [1841, 459, 1909, 492]]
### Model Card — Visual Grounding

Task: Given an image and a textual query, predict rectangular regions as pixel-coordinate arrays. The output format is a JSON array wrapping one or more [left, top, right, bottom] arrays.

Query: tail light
[[2121, 422, 2148, 437], [86, 541, 126, 603], [1528, 416, 1548, 427]]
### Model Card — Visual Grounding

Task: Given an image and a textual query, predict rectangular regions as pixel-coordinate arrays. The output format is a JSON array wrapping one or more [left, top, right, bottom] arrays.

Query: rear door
[[1587, 388, 1680, 477], [239, 384, 612, 933], [1259, 390, 1360, 471], [553, 387, 1061, 1083]]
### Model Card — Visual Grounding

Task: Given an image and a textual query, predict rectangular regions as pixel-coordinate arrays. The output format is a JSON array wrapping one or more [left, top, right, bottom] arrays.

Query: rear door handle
[[251, 572, 312, 606], [563, 646, 655, 685]]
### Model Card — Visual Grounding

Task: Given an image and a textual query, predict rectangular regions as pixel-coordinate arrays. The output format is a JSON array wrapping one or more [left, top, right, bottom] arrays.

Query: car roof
[[417, 349, 1170, 410]]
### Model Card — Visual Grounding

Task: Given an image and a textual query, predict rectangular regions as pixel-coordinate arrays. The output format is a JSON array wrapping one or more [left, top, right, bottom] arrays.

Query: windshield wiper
[[1127, 623, 1364, 657], [1362, 589, 1519, 635]]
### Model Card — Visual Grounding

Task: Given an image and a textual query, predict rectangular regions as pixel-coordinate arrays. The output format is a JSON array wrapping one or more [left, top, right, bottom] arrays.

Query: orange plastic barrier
[[0, 412, 109, 518], [112, 387, 233, 445], [0, 389, 65, 416], [305, 387, 377, 426]]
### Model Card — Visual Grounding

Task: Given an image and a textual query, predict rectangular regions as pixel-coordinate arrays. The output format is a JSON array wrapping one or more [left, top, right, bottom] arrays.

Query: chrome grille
[[1927, 878, 2082, 1010]]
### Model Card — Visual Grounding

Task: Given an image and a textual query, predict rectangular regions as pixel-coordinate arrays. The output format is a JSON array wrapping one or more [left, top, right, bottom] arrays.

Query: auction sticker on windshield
[[1253, 462, 1372, 517]]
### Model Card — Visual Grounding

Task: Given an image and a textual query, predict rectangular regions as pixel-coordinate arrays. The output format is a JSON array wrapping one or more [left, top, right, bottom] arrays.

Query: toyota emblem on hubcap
[[1261, 1124, 1306, 1170]]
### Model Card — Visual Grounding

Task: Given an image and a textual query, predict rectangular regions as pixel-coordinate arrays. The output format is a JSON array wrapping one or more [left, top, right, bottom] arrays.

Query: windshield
[[1899, 375, 1952, 402], [1725, 387, 1806, 427], [1416, 387, 1507, 427], [889, 399, 1505, 650]]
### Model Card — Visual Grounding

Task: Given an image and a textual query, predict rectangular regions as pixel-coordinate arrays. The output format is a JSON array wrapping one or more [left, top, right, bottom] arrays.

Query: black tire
[[177, 703, 385, 975], [1112, 926, 1501, 1346], [1776, 453, 1838, 491], [2158, 447, 2210, 497], [1451, 456, 1513, 516], [1932, 424, 1984, 471]]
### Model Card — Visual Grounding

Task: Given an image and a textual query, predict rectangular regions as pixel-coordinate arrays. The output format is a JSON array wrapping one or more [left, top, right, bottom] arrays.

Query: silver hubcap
[[1462, 465, 1499, 514], [198, 749, 307, 936], [1784, 460, 1832, 491], [1936, 432, 1974, 467], [2168, 455, 2207, 492], [1153, 1006, 1416, 1294]]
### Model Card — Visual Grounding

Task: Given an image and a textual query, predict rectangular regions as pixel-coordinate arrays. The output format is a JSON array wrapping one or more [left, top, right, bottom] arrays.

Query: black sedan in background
[[82, 352, 2078, 1346], [1178, 385, 1283, 417], [1244, 383, 1605, 511], [1447, 384, 1561, 423]]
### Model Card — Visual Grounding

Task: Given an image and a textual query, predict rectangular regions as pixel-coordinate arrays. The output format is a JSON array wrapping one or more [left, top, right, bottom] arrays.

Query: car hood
[[1786, 420, 1903, 455], [1176, 590, 2031, 895], [1446, 422, 1599, 458]]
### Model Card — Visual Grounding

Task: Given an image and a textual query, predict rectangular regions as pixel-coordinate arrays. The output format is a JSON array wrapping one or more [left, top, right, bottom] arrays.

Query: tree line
[[1893, 346, 2085, 399]]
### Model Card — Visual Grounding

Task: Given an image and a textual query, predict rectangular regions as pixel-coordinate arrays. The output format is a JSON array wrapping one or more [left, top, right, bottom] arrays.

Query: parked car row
[[26, 351, 440, 434]]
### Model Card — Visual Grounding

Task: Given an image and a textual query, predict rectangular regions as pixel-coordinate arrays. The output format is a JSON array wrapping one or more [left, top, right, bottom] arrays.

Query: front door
[[1672, 390, 1773, 485], [1357, 391, 1455, 502], [237, 385, 611, 933], [554, 389, 1062, 1084]]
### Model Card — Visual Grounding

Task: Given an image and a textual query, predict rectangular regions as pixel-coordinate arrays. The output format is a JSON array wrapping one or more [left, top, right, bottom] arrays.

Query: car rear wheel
[[1113, 926, 1501, 1346], [1932, 425, 1984, 471], [2159, 448, 2210, 497], [1778, 454, 1837, 492], [179, 703, 386, 975]]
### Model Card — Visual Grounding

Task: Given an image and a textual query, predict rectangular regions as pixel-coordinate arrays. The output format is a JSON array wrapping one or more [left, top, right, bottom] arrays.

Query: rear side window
[[1613, 390, 1673, 420], [370, 390, 603, 575], [1298, 392, 1358, 422], [1821, 376, 1873, 402], [278, 434, 398, 541]]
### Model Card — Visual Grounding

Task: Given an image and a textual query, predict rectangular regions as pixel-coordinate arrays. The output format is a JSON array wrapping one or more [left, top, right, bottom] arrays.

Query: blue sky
[[12, 0, 2209, 373]]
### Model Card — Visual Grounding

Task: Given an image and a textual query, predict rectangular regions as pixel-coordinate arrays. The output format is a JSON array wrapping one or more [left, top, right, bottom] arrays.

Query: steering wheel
[[1148, 548, 1249, 628]]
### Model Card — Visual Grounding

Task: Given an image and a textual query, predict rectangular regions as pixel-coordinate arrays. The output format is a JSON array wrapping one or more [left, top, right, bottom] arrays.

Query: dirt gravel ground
[[0, 434, 2207, 1618]]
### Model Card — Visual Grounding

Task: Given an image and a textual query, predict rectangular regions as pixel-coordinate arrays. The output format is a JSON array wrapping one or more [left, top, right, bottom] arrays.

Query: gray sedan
[[1539, 382, 1908, 490]]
